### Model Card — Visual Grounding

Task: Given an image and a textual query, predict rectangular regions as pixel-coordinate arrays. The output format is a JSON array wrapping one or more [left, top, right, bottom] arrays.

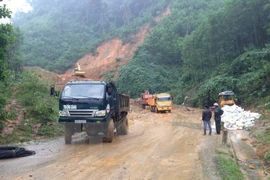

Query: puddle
[[172, 121, 202, 130]]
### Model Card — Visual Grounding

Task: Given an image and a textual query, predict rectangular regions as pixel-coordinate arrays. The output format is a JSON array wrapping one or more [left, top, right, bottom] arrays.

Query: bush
[[15, 71, 59, 122], [196, 75, 238, 107]]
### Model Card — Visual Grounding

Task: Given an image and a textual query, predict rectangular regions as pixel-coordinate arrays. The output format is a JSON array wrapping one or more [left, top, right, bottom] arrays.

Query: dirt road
[[1, 103, 223, 180]]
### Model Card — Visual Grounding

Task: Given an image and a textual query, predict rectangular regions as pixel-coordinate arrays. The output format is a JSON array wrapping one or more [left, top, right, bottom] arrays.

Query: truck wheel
[[117, 116, 129, 135], [142, 104, 145, 109], [122, 116, 129, 135], [168, 110, 171, 113], [65, 123, 72, 144], [103, 119, 114, 143]]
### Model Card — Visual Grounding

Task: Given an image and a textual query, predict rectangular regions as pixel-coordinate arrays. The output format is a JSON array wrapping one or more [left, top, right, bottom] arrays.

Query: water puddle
[[172, 121, 202, 130]]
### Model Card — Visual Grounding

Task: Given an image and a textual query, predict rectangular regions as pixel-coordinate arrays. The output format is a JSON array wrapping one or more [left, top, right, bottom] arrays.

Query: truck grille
[[68, 109, 96, 117]]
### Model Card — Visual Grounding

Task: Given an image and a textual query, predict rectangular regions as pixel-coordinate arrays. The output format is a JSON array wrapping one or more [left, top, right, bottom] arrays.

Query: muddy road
[[1, 103, 224, 180]]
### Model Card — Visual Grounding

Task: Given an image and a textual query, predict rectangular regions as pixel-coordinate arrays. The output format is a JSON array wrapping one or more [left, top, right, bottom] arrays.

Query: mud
[[0, 104, 267, 180], [229, 130, 268, 180]]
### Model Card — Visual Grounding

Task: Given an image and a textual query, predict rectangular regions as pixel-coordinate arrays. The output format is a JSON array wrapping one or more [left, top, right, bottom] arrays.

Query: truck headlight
[[59, 110, 70, 116], [95, 110, 106, 117]]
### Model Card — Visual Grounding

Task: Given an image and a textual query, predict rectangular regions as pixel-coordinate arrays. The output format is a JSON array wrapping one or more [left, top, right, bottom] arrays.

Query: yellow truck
[[148, 93, 172, 113]]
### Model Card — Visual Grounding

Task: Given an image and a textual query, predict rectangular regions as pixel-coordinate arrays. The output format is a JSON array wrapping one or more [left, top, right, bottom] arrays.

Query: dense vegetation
[[116, 0, 270, 107], [0, 0, 18, 128], [0, 0, 60, 141], [12, 0, 170, 73]]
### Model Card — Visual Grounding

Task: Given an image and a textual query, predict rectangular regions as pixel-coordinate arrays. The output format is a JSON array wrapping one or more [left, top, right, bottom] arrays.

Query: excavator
[[73, 63, 86, 77], [218, 91, 235, 107]]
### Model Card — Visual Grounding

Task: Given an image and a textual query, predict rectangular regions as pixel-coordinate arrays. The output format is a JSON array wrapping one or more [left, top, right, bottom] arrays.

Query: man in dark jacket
[[202, 105, 212, 135], [213, 103, 224, 135]]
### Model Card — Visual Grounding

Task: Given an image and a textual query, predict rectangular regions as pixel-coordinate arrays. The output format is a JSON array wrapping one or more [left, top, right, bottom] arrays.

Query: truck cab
[[148, 93, 172, 113], [218, 91, 235, 107]]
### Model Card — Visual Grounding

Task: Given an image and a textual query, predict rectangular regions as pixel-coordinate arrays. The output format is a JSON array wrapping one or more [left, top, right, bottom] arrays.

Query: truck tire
[[103, 119, 114, 143], [117, 116, 129, 135], [121, 116, 129, 135], [65, 123, 72, 144], [155, 107, 159, 113]]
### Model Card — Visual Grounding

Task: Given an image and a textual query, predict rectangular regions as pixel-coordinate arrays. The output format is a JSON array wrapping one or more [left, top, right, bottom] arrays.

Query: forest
[[116, 0, 270, 106], [1, 0, 270, 125]]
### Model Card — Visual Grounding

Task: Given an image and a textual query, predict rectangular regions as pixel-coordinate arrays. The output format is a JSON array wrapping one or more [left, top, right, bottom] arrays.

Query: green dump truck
[[53, 80, 130, 144]]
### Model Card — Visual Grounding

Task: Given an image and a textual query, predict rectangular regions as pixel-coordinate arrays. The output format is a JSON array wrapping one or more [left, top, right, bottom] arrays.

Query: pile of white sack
[[221, 104, 261, 130]]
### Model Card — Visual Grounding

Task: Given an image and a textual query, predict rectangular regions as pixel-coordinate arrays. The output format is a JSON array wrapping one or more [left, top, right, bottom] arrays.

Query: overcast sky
[[2, 0, 32, 15], [0, 0, 32, 23]]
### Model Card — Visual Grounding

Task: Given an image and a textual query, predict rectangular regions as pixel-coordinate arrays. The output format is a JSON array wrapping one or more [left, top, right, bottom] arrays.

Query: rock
[[258, 171, 267, 177], [248, 164, 256, 169]]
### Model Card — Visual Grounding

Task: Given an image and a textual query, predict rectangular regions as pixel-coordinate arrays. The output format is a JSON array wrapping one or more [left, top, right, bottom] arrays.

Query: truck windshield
[[223, 95, 233, 100], [61, 84, 105, 99], [157, 97, 171, 102]]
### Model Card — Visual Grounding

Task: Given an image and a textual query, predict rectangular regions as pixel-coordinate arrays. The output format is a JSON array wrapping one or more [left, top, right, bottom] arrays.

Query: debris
[[0, 146, 35, 159], [248, 164, 256, 169], [221, 104, 261, 130]]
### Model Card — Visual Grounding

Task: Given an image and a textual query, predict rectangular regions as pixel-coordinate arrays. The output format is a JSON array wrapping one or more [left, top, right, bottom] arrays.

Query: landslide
[[55, 7, 171, 89], [59, 25, 149, 86]]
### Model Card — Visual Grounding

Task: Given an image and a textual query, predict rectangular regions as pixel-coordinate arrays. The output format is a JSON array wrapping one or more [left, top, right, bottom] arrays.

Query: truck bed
[[117, 93, 130, 113]]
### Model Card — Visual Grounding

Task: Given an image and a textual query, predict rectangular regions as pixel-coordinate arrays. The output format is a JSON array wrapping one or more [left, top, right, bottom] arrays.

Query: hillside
[[7, 0, 270, 106], [58, 26, 149, 85], [11, 0, 170, 73], [52, 7, 171, 89]]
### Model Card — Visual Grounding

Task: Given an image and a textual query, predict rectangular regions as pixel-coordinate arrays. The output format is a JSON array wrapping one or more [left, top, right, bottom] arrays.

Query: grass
[[216, 156, 245, 180], [215, 149, 229, 155], [264, 152, 270, 163], [0, 121, 64, 145], [257, 130, 270, 145]]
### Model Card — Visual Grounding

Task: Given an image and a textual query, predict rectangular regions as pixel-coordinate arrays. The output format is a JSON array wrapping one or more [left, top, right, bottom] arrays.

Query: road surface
[[1, 103, 223, 180]]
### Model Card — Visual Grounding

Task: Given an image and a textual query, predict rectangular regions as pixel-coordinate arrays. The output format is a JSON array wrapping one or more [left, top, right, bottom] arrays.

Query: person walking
[[202, 105, 212, 135], [213, 103, 224, 135]]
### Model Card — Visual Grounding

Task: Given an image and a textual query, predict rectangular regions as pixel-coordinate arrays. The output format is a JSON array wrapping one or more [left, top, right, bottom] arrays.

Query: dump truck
[[140, 90, 153, 109], [73, 63, 86, 77], [148, 93, 172, 113], [218, 91, 235, 107], [52, 80, 130, 144]]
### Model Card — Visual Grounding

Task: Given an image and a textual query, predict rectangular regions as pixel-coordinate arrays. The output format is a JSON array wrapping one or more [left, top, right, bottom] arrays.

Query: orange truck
[[148, 93, 172, 113], [141, 90, 153, 109]]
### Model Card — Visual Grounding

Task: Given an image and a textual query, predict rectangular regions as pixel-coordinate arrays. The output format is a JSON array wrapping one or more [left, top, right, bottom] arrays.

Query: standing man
[[213, 103, 224, 135], [202, 105, 212, 135]]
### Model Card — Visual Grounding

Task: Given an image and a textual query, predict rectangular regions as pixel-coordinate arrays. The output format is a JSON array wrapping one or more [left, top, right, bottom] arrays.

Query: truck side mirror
[[107, 87, 112, 96], [50, 86, 59, 96]]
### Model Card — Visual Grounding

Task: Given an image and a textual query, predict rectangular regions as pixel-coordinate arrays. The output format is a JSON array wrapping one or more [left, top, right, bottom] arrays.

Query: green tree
[[7, 27, 23, 74], [0, 1, 12, 81], [0, 0, 14, 127]]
